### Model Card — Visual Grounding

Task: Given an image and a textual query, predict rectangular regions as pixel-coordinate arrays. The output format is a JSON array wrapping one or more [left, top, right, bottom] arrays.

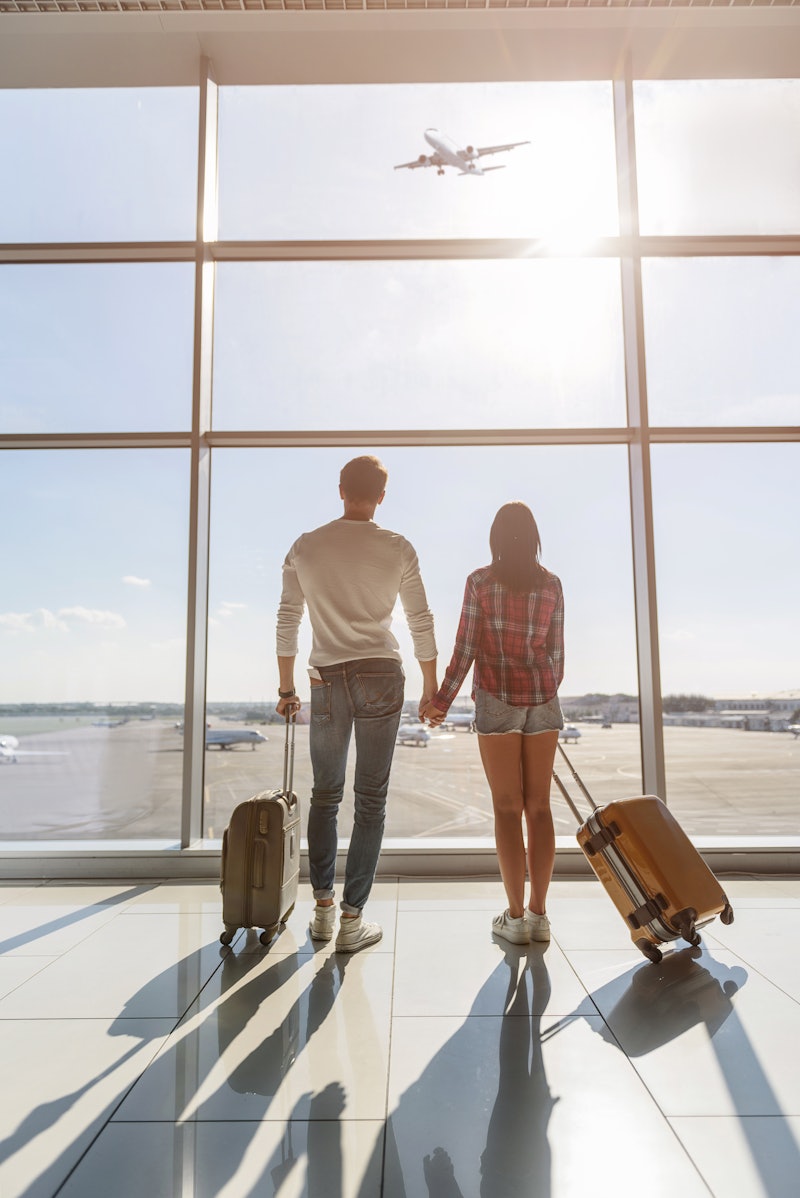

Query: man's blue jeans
[[308, 658, 405, 913]]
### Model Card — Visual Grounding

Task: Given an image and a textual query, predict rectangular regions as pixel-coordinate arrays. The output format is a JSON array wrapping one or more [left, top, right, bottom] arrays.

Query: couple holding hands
[[276, 456, 564, 954]]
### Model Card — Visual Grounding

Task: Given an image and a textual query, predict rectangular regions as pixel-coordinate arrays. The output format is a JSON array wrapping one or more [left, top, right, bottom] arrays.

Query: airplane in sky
[[205, 728, 267, 751], [394, 128, 530, 177]]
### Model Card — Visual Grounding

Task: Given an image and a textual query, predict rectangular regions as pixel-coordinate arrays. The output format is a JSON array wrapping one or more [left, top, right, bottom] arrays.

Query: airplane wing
[[475, 140, 530, 158], [394, 154, 444, 171]]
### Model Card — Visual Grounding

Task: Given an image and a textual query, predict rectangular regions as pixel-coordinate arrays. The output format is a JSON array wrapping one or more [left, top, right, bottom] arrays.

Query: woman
[[422, 502, 564, 944]]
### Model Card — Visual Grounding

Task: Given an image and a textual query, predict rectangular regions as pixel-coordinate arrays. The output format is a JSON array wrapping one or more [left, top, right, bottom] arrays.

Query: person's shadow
[[373, 943, 559, 1198]]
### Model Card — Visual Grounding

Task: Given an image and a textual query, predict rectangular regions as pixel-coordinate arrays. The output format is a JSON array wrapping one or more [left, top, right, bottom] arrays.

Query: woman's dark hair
[[489, 502, 546, 593]]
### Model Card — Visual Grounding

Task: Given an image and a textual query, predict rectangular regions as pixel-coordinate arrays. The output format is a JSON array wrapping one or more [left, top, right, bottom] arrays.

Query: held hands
[[419, 699, 447, 728]]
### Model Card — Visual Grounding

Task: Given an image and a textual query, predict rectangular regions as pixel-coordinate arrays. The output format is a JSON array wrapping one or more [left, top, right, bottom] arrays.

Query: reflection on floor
[[1, 876, 800, 1197]]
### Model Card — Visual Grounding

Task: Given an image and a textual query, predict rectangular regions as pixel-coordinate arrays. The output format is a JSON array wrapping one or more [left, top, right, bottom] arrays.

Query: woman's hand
[[277, 695, 302, 718], [420, 700, 447, 728]]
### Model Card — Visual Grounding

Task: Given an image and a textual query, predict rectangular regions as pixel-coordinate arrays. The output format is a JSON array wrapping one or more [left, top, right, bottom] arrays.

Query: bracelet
[[278, 689, 296, 699]]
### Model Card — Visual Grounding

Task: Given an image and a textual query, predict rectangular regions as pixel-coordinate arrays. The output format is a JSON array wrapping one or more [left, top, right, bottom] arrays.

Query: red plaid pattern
[[433, 566, 564, 712]]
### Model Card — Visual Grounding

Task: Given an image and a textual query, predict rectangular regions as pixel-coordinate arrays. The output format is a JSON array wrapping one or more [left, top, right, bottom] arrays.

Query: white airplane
[[397, 723, 430, 748], [444, 711, 476, 732], [0, 734, 66, 764], [394, 128, 530, 177], [0, 735, 18, 763], [559, 725, 582, 744], [205, 728, 267, 751]]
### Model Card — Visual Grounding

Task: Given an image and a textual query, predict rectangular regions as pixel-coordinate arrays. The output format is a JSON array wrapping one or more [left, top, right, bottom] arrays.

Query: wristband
[[278, 689, 296, 699]]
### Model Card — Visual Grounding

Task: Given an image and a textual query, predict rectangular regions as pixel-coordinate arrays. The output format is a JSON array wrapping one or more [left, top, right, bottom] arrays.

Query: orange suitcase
[[219, 715, 300, 948], [553, 743, 734, 964]]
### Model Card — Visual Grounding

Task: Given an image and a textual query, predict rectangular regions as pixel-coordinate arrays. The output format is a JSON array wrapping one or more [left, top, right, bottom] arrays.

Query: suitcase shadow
[[575, 946, 800, 1193]]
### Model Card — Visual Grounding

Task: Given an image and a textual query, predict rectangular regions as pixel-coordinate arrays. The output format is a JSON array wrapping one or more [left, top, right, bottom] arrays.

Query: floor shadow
[[371, 944, 558, 1198], [0, 884, 155, 955], [577, 945, 800, 1194]]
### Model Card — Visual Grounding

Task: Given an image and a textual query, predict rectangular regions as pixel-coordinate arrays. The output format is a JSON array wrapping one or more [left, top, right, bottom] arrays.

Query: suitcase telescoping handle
[[282, 712, 296, 800], [552, 741, 599, 825]]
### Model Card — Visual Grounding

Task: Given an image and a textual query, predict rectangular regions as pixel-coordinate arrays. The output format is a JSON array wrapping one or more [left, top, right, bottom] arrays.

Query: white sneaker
[[525, 910, 551, 942], [335, 914, 383, 953], [309, 903, 337, 942], [492, 910, 529, 945]]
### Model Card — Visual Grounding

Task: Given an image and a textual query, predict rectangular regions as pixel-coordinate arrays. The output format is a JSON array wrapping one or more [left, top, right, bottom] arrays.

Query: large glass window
[[641, 258, 800, 428], [651, 443, 800, 835], [634, 79, 800, 236], [0, 88, 199, 243], [218, 82, 618, 240], [212, 260, 626, 430], [0, 450, 190, 842], [204, 445, 638, 840], [0, 265, 195, 433]]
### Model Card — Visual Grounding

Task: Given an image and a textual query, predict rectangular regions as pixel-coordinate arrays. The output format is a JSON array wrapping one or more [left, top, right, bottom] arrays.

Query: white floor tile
[[568, 944, 800, 1116], [56, 1119, 385, 1198], [393, 907, 596, 1018], [384, 1014, 710, 1198], [0, 912, 230, 1019], [705, 906, 800, 1002], [2, 875, 799, 1198], [114, 947, 393, 1123], [0, 1018, 173, 1198], [0, 956, 53, 1001], [670, 1116, 800, 1198], [0, 900, 130, 957]]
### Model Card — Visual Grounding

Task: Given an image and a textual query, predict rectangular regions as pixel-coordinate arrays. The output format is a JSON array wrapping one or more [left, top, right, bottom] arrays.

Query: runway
[[0, 718, 797, 842]]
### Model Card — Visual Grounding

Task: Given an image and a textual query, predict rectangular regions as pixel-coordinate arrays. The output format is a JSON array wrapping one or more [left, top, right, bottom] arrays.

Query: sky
[[0, 80, 798, 704]]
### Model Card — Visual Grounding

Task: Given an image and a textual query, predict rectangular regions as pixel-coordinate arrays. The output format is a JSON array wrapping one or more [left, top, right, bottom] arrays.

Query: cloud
[[0, 611, 36, 634], [58, 607, 127, 630], [1, 608, 68, 634], [123, 575, 151, 588], [219, 602, 247, 619]]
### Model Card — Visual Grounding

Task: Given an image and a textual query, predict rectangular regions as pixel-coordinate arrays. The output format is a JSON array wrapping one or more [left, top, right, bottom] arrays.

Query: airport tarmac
[[0, 717, 797, 842]]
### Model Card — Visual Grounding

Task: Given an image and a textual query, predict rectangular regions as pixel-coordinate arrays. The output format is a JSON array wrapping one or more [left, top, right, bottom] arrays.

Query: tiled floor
[[2, 876, 800, 1197]]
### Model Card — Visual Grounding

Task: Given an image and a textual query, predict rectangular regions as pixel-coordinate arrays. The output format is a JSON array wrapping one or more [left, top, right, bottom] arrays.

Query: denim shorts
[[474, 690, 564, 737]]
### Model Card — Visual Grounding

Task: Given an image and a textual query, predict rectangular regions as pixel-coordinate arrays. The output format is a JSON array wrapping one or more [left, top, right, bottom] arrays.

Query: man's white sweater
[[276, 518, 437, 668]]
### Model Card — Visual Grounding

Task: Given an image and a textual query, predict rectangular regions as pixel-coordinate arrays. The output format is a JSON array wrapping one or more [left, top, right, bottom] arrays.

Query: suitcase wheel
[[260, 924, 279, 946], [219, 926, 236, 946], [721, 902, 734, 926], [635, 938, 663, 965]]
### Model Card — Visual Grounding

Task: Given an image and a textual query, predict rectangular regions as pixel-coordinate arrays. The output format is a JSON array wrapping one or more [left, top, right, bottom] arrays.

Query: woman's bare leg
[[478, 733, 526, 919], [520, 731, 558, 915]]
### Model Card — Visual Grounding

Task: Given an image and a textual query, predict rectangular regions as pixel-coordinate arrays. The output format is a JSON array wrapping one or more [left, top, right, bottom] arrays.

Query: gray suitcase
[[219, 714, 300, 947]]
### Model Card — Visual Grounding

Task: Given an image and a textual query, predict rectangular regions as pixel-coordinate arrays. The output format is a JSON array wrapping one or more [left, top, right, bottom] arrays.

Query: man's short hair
[[340, 456, 388, 503]]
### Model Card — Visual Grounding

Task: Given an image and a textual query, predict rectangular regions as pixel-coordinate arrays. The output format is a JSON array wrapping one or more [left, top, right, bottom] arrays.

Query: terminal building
[[1, 8, 799, 1198]]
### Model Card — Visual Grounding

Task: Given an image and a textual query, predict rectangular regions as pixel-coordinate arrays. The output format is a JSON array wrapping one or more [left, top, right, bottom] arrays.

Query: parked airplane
[[205, 728, 267, 751], [0, 735, 18, 763], [0, 734, 66, 764], [444, 711, 476, 732], [394, 128, 530, 177], [559, 725, 582, 744], [397, 724, 430, 748]]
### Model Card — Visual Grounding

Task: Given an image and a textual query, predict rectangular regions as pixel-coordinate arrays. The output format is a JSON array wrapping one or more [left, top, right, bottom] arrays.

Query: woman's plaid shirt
[[433, 565, 564, 712]]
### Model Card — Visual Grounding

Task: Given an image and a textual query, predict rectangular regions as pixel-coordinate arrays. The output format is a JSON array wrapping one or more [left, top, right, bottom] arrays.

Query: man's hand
[[277, 695, 302, 718], [420, 699, 446, 728]]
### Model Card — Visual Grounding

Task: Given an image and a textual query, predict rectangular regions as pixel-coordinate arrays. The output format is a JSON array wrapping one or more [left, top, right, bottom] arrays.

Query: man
[[276, 455, 437, 952]]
